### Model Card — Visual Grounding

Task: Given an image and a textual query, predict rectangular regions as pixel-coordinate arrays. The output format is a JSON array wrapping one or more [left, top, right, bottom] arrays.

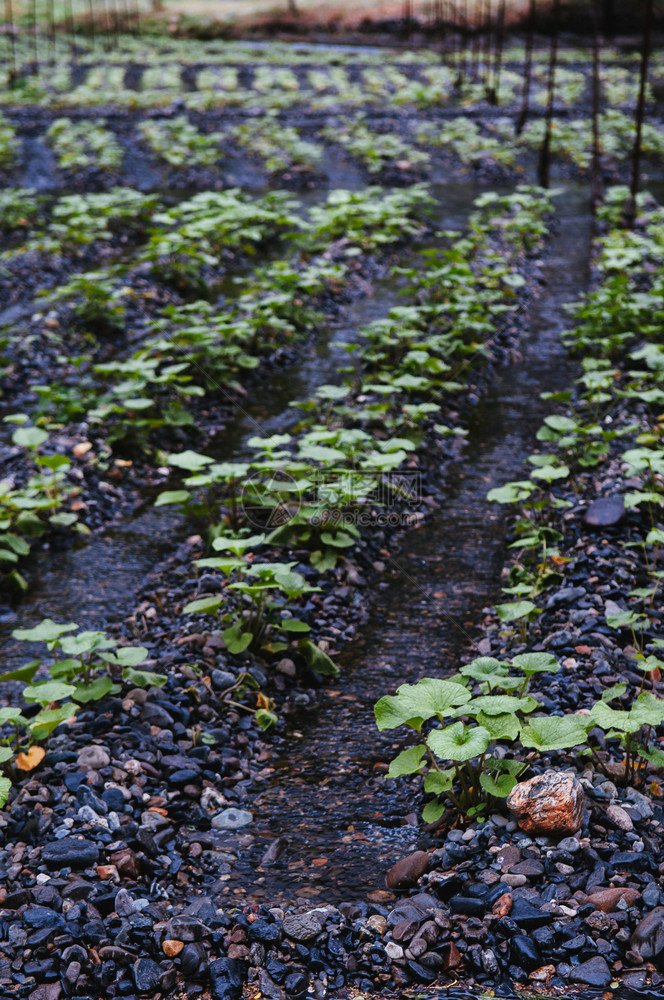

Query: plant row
[[2, 106, 663, 192], [382, 184, 664, 827], [152, 186, 552, 717], [2, 39, 662, 112]]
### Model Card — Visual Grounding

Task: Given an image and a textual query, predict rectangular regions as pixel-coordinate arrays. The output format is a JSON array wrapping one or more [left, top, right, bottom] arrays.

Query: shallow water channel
[[204, 185, 591, 908]]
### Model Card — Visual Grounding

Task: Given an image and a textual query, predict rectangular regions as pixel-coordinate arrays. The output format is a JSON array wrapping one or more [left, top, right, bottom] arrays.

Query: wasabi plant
[[0, 619, 166, 807], [376, 654, 664, 824]]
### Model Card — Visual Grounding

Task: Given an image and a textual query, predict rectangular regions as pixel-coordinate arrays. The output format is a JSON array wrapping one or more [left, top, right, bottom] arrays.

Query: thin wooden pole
[[516, 0, 535, 134], [31, 0, 38, 74], [5, 0, 16, 83], [590, 0, 603, 210], [482, 0, 492, 84], [488, 0, 505, 104], [625, 0, 654, 225], [88, 0, 96, 47], [538, 0, 560, 187]]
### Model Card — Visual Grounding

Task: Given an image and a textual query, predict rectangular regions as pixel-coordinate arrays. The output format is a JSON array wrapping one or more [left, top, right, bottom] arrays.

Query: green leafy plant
[[139, 115, 222, 168], [377, 653, 664, 823], [46, 117, 123, 173]]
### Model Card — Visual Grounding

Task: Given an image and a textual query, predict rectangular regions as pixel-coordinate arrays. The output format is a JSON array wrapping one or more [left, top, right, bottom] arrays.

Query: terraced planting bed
[[1, 27, 664, 1000]]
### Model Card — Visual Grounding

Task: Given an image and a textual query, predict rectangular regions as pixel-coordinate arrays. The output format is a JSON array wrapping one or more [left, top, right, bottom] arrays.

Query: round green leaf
[[73, 677, 114, 704], [511, 652, 560, 676], [477, 710, 520, 741], [12, 619, 77, 644], [183, 596, 222, 615], [423, 768, 455, 794], [460, 657, 510, 682], [427, 722, 491, 762], [375, 678, 471, 732], [479, 771, 518, 798], [122, 667, 167, 689], [23, 680, 76, 705], [495, 600, 538, 623], [520, 714, 591, 751], [13, 426, 48, 449], [387, 745, 426, 778], [0, 777, 11, 807], [457, 694, 540, 717]]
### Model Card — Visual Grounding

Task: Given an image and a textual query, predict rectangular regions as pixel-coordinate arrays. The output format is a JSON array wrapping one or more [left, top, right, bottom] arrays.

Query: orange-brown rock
[[96, 864, 120, 882], [227, 944, 250, 960], [162, 940, 184, 957], [109, 847, 140, 879], [443, 943, 461, 970], [386, 851, 429, 891], [367, 889, 395, 903], [529, 965, 556, 985], [587, 886, 641, 913], [492, 892, 513, 917], [506, 770, 584, 836]]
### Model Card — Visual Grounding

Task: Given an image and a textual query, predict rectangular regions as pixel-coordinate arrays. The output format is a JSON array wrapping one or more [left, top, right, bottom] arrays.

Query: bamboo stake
[[488, 0, 505, 105], [590, 0, 603, 210], [625, 0, 654, 227], [516, 0, 535, 134], [5, 0, 16, 84], [537, 0, 560, 188]]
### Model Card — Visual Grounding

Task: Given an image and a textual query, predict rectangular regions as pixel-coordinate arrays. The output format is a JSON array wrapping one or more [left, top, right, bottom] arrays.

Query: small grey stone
[[569, 956, 611, 987], [65, 960, 81, 984], [584, 496, 626, 529], [114, 889, 136, 917], [631, 907, 664, 959], [209, 958, 244, 1000], [133, 957, 162, 993], [170, 915, 210, 941], [282, 911, 325, 942], [211, 808, 253, 830], [643, 883, 661, 908], [248, 665, 267, 686], [557, 837, 581, 854], [77, 745, 110, 771], [141, 702, 174, 728], [481, 948, 499, 976], [625, 788, 654, 820], [606, 804, 633, 832], [211, 670, 236, 691], [276, 658, 296, 678], [42, 837, 99, 869], [77, 805, 108, 827]]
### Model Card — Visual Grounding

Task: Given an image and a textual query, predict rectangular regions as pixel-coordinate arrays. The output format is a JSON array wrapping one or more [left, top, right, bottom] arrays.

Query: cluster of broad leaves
[[376, 653, 664, 822], [0, 618, 167, 807], [0, 414, 87, 592]]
